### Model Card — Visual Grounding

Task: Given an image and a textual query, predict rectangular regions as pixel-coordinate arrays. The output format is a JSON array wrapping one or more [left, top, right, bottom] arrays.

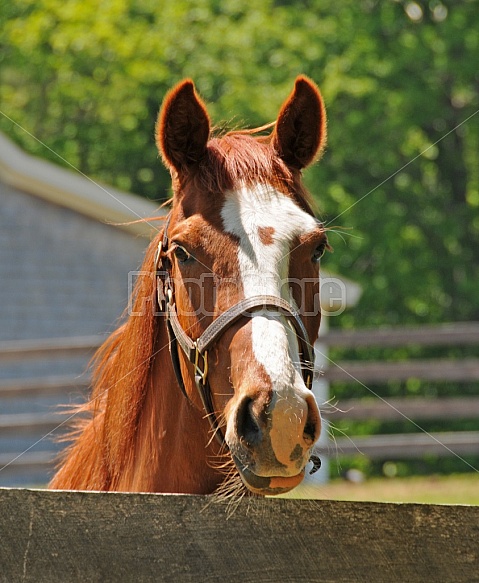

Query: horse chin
[[232, 456, 305, 496]]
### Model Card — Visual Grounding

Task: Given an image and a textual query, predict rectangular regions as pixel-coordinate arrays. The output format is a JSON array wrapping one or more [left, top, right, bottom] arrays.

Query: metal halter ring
[[194, 346, 208, 386]]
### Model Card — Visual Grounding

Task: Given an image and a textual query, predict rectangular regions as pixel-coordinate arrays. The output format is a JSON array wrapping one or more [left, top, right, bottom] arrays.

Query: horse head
[[155, 76, 328, 495]]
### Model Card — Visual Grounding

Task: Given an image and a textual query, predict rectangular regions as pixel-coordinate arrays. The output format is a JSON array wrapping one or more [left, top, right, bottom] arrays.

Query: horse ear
[[156, 80, 210, 173], [273, 75, 327, 169]]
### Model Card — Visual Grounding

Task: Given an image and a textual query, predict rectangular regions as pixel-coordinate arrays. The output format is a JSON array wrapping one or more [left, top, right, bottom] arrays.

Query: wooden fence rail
[[0, 489, 478, 583], [0, 337, 100, 485], [0, 454, 52, 478], [317, 431, 479, 459], [322, 357, 479, 383], [0, 335, 104, 362], [0, 375, 90, 399], [321, 321, 479, 348], [323, 396, 479, 421], [318, 321, 479, 463]]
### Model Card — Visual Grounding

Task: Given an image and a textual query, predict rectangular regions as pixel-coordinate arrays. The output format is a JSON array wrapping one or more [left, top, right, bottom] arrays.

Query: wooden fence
[[0, 336, 101, 485], [0, 489, 478, 582], [0, 322, 478, 484], [317, 321, 479, 461]]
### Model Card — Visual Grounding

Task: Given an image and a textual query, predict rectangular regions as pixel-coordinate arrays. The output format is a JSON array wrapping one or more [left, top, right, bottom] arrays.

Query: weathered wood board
[[0, 488, 478, 583]]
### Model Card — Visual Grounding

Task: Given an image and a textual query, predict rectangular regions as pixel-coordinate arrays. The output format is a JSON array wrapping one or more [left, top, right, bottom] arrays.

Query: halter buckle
[[154, 241, 163, 269], [305, 373, 313, 390], [194, 346, 208, 386], [156, 271, 171, 312]]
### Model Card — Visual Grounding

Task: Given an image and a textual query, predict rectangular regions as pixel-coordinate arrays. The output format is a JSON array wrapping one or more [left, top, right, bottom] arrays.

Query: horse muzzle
[[226, 388, 322, 495], [232, 459, 307, 495]]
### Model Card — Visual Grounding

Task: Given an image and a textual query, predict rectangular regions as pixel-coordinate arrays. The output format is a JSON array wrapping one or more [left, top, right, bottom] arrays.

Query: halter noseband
[[155, 214, 315, 447]]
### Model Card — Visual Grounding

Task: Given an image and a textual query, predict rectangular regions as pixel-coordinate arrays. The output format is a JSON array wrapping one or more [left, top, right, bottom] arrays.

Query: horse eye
[[173, 245, 191, 264], [312, 243, 327, 263]]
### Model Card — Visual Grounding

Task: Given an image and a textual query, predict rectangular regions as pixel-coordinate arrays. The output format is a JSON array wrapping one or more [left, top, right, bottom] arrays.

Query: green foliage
[[307, 0, 479, 328], [2, 0, 478, 324], [1, 0, 478, 475]]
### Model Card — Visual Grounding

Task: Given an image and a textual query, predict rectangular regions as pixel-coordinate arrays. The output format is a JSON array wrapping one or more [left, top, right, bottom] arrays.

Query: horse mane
[[95, 239, 160, 477], [52, 235, 164, 489], [187, 128, 315, 214]]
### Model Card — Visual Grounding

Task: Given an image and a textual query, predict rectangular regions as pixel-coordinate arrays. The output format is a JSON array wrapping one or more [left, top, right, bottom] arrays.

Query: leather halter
[[155, 213, 315, 447]]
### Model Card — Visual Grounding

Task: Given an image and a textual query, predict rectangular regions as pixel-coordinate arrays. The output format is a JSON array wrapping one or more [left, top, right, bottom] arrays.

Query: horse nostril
[[236, 397, 262, 448], [303, 395, 321, 446], [303, 420, 316, 446]]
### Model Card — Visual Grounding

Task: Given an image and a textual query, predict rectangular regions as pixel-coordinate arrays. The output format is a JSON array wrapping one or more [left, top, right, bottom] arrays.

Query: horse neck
[[98, 310, 222, 493], [117, 340, 224, 493], [98, 234, 221, 493], [51, 233, 225, 494]]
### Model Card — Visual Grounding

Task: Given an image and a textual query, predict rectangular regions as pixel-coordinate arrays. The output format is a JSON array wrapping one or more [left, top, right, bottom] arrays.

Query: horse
[[50, 75, 329, 496]]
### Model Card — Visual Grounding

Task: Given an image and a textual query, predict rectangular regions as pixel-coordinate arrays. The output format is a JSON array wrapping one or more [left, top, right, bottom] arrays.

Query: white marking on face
[[221, 183, 318, 394]]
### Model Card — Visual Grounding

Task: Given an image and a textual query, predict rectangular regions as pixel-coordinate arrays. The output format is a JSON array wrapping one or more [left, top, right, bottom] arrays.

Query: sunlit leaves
[[1, 0, 478, 325]]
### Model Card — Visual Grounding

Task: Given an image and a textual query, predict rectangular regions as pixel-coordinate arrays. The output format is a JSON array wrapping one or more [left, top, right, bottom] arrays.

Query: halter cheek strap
[[155, 214, 315, 447]]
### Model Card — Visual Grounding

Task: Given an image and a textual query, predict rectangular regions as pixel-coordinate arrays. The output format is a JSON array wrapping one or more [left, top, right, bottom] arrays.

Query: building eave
[[0, 132, 164, 238]]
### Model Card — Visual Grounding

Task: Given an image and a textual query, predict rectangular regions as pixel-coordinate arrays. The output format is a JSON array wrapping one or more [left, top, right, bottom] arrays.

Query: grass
[[311, 473, 479, 505], [29, 473, 479, 506]]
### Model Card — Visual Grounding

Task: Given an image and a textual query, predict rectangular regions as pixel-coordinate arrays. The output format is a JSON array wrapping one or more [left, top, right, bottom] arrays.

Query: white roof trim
[[0, 132, 164, 237]]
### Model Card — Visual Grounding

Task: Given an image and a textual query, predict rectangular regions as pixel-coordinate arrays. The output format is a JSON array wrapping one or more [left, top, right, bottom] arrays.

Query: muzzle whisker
[[203, 409, 228, 450]]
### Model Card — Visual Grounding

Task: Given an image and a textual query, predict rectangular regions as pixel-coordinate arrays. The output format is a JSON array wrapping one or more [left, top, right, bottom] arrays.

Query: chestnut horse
[[50, 75, 329, 496]]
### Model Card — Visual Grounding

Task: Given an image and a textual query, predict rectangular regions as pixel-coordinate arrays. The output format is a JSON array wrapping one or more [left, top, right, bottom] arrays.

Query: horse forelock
[[176, 132, 314, 215]]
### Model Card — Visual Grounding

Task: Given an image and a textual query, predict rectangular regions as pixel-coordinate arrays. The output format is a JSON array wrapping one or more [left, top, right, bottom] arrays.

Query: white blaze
[[221, 183, 318, 391]]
